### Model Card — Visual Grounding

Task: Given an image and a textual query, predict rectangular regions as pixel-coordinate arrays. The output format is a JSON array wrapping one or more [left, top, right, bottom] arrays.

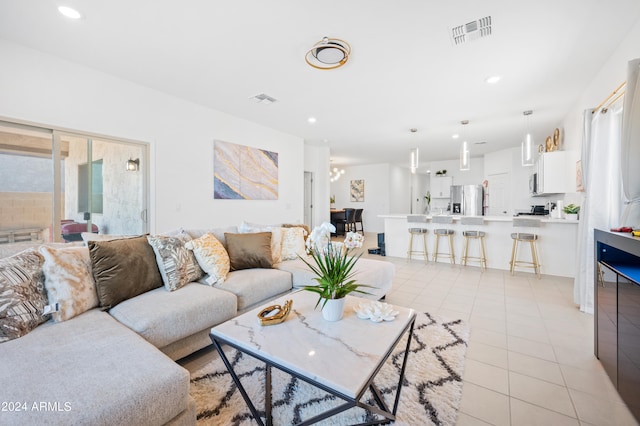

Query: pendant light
[[409, 128, 419, 174], [410, 148, 419, 174], [521, 110, 534, 166], [459, 120, 470, 171]]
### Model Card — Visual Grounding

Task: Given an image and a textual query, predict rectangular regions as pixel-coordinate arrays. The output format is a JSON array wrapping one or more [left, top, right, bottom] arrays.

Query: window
[[78, 160, 104, 214]]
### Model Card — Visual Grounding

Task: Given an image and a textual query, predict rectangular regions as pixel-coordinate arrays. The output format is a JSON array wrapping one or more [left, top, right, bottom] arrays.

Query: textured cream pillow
[[280, 227, 307, 261], [185, 233, 230, 285], [39, 246, 98, 322]]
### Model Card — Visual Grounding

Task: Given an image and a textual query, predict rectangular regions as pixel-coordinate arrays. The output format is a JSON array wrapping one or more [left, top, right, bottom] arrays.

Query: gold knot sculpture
[[257, 299, 293, 326]]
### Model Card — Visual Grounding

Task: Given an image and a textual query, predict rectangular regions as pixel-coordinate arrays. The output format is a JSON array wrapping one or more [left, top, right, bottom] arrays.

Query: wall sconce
[[459, 120, 470, 171], [521, 110, 534, 166], [126, 158, 140, 171]]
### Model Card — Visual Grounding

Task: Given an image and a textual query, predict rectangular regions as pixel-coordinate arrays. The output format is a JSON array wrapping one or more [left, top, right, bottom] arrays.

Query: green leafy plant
[[300, 223, 372, 309], [424, 191, 431, 205], [563, 204, 580, 214]]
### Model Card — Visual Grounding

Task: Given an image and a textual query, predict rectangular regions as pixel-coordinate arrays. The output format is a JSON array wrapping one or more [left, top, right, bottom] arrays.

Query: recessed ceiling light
[[308, 117, 317, 124], [452, 134, 460, 139], [58, 6, 82, 19], [485, 75, 501, 84]]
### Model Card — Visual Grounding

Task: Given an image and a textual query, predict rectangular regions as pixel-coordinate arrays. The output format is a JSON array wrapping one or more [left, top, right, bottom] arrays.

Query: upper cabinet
[[431, 176, 453, 198], [535, 151, 568, 195]]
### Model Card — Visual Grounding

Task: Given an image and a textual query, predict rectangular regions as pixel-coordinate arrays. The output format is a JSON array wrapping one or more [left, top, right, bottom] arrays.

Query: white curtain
[[620, 59, 640, 225], [574, 102, 623, 313]]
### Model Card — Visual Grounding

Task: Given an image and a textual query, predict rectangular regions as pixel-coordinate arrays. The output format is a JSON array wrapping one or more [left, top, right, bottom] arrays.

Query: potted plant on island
[[299, 222, 372, 321], [563, 203, 580, 220]]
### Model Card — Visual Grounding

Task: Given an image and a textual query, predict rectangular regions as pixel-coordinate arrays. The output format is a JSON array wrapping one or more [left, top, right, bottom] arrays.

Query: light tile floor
[[183, 232, 638, 425], [358, 234, 638, 426]]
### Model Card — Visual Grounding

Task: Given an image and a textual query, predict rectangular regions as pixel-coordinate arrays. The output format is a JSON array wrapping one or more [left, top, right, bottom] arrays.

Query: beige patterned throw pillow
[[39, 246, 98, 322], [0, 250, 49, 342], [147, 235, 204, 291], [185, 233, 230, 285], [280, 227, 307, 261]]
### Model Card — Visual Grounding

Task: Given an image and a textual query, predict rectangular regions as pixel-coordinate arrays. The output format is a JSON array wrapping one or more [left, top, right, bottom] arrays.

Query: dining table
[[330, 209, 346, 236]]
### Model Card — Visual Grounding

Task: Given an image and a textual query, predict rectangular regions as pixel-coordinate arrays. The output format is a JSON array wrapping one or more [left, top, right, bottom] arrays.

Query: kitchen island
[[380, 214, 579, 277]]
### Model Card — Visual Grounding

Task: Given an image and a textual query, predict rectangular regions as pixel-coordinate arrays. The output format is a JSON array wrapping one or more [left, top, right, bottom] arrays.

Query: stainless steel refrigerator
[[450, 184, 484, 216]]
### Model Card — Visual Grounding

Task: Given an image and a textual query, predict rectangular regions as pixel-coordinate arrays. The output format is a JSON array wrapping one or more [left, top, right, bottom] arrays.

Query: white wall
[[0, 39, 304, 233], [330, 163, 391, 233], [388, 164, 411, 216], [560, 18, 640, 206], [304, 144, 331, 228], [428, 157, 485, 212]]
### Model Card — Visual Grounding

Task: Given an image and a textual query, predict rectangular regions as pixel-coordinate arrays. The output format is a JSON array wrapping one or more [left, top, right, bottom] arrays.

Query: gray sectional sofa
[[0, 225, 394, 426]]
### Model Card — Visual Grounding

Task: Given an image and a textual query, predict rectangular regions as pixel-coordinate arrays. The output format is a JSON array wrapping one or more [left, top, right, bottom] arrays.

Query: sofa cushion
[[0, 250, 49, 343], [215, 268, 292, 311], [147, 234, 204, 291], [109, 283, 237, 349], [184, 233, 230, 285], [225, 232, 273, 270], [88, 236, 163, 309], [275, 257, 395, 300], [0, 309, 190, 426], [39, 246, 98, 322], [280, 227, 307, 260]]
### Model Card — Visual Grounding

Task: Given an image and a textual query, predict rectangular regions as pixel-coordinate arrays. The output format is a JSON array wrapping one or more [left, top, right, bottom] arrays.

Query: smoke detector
[[450, 16, 492, 46]]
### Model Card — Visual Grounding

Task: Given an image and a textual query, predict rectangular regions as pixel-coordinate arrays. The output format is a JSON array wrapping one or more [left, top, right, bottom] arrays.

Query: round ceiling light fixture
[[305, 37, 351, 70]]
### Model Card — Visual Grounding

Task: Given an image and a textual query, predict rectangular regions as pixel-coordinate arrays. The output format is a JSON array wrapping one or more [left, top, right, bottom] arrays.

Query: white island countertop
[[378, 214, 578, 224], [379, 214, 578, 277]]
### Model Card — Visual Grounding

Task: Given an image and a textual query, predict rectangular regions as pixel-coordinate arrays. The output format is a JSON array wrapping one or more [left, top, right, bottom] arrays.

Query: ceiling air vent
[[250, 93, 278, 104], [450, 16, 492, 46]]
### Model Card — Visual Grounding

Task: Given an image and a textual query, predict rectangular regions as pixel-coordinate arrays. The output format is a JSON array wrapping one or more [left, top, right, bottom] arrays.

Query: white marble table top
[[210, 290, 416, 398]]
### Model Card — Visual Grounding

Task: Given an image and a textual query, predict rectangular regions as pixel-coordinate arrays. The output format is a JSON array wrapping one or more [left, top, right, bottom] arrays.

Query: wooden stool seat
[[461, 216, 487, 270], [407, 215, 428, 262], [432, 216, 455, 264], [509, 218, 541, 278]]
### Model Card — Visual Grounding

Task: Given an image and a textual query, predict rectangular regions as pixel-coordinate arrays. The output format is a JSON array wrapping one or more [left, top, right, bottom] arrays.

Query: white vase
[[566, 213, 578, 220], [322, 297, 346, 321]]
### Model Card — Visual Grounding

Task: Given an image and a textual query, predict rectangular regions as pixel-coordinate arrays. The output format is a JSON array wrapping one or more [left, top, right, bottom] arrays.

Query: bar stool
[[432, 215, 455, 264], [407, 215, 428, 262], [460, 216, 487, 271], [509, 218, 541, 278]]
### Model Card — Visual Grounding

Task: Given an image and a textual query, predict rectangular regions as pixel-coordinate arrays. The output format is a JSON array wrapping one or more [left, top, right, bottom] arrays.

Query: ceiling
[[0, 1, 639, 171]]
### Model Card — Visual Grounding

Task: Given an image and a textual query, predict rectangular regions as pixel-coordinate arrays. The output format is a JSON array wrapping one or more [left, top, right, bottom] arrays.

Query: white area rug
[[190, 312, 469, 425]]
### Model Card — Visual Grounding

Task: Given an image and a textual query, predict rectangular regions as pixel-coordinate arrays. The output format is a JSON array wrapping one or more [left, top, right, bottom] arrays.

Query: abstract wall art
[[350, 179, 364, 202], [213, 140, 279, 200]]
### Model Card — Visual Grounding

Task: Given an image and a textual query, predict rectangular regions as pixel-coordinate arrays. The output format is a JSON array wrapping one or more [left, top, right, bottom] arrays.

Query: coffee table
[[209, 290, 416, 425]]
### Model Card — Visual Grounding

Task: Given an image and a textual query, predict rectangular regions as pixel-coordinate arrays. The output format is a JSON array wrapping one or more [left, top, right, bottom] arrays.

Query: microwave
[[529, 173, 538, 195]]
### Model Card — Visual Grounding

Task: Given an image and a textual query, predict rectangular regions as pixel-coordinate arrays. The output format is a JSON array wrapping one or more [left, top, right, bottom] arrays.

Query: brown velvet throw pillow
[[88, 236, 163, 309], [224, 232, 273, 271]]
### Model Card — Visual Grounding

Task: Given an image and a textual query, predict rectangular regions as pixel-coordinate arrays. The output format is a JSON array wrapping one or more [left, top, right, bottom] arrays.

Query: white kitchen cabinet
[[431, 176, 453, 198], [535, 151, 568, 195]]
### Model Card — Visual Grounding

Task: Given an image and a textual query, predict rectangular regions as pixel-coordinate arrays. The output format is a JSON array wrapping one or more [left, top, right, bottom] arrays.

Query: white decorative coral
[[354, 301, 399, 323]]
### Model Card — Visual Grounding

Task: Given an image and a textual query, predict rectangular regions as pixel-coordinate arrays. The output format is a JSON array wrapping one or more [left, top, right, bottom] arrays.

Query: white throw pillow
[[184, 233, 230, 285], [39, 246, 98, 322], [280, 227, 307, 261]]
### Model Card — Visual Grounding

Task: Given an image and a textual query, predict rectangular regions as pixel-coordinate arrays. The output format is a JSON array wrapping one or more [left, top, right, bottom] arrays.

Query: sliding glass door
[[0, 120, 148, 249]]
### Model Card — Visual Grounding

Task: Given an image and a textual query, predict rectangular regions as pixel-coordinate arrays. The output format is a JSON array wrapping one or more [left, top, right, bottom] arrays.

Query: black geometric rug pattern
[[190, 312, 469, 426]]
